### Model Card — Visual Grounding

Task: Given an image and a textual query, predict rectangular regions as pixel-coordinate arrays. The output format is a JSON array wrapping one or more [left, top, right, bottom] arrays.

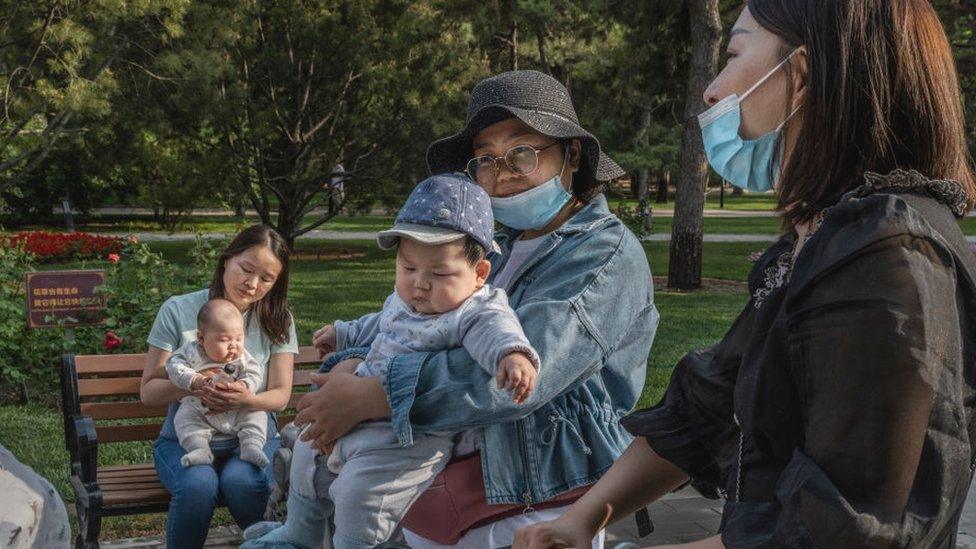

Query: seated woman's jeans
[[154, 436, 279, 548]]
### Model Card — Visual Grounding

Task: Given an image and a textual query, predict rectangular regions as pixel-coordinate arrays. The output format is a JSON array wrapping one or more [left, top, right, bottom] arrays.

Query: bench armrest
[[69, 475, 103, 510], [67, 414, 98, 484]]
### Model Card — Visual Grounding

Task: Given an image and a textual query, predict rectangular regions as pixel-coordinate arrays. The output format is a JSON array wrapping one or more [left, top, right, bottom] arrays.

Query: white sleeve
[[237, 350, 264, 392], [165, 342, 201, 391]]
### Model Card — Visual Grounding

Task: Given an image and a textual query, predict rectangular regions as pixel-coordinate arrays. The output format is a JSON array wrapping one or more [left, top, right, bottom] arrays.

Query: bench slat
[[94, 414, 302, 442], [293, 369, 315, 386], [79, 373, 313, 399], [81, 401, 169, 420], [295, 347, 321, 365], [79, 376, 313, 401], [286, 393, 306, 409], [97, 423, 162, 443], [99, 463, 156, 473], [78, 377, 141, 397], [75, 354, 147, 375], [102, 486, 170, 507], [99, 466, 158, 479], [99, 476, 161, 487], [96, 463, 169, 507], [74, 346, 320, 375]]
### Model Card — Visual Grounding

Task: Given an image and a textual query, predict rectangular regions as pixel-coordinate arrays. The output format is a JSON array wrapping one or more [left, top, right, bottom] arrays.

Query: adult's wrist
[[361, 376, 392, 419], [561, 502, 604, 536]]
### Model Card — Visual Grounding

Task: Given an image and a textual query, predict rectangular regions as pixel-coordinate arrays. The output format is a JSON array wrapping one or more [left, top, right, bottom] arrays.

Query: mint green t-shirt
[[147, 289, 299, 393]]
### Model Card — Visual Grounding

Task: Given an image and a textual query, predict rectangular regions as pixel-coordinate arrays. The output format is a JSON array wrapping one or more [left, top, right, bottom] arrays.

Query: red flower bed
[[4, 231, 126, 263]]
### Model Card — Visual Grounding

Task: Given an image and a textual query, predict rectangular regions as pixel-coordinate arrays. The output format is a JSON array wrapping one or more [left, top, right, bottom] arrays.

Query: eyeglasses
[[465, 142, 562, 186]]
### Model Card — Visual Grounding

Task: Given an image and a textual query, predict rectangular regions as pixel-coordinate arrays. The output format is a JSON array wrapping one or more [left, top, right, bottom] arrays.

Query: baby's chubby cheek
[[432, 285, 476, 313]]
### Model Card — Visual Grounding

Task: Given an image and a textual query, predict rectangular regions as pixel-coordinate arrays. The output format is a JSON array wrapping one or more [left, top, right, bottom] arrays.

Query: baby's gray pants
[[290, 421, 454, 549]]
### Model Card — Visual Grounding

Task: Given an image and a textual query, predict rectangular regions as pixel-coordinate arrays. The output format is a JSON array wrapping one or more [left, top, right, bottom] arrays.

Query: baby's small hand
[[189, 374, 206, 392], [497, 352, 537, 404], [312, 324, 338, 358]]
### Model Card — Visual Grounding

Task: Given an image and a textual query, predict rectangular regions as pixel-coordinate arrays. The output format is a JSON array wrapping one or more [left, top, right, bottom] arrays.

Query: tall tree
[[139, 1, 484, 246], [0, 0, 187, 203], [935, 0, 975, 158], [668, 0, 721, 290], [604, 1, 687, 217]]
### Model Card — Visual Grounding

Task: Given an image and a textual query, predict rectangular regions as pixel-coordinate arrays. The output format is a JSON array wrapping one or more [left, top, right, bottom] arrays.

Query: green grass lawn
[[607, 191, 779, 211], [9, 199, 975, 237], [0, 239, 753, 540]]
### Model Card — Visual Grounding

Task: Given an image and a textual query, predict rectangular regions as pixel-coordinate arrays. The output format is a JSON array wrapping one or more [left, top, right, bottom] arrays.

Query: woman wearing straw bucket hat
[[297, 70, 658, 548]]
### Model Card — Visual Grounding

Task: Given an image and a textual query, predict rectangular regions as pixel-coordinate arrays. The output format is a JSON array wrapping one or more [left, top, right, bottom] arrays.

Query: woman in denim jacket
[[295, 70, 658, 548]]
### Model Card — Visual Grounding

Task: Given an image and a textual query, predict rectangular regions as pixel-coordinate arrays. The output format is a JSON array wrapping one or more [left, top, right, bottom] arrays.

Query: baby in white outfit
[[165, 298, 268, 468]]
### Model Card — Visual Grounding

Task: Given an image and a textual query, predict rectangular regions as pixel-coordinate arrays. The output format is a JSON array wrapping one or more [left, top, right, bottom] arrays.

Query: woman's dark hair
[[210, 224, 292, 344], [564, 139, 603, 204], [747, 0, 976, 225]]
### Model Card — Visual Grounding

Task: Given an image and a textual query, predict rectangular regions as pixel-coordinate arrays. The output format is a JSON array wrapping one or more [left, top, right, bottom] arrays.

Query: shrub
[[611, 201, 653, 240], [0, 235, 224, 405]]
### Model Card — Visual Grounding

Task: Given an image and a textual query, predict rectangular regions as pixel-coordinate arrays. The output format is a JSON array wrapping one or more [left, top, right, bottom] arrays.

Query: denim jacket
[[362, 194, 658, 505]]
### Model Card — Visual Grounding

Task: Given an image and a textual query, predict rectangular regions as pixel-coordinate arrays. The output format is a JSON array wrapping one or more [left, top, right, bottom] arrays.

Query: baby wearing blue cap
[[244, 173, 540, 549]]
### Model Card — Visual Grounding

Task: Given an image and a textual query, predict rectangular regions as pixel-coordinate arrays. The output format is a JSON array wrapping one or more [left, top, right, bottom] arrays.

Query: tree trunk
[[636, 96, 653, 230], [667, 0, 721, 290], [508, 21, 518, 71], [277, 204, 298, 250], [656, 171, 669, 204]]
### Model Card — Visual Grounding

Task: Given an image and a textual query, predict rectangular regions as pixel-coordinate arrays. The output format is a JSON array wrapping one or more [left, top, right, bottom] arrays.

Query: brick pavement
[[102, 487, 722, 549], [103, 477, 976, 548]]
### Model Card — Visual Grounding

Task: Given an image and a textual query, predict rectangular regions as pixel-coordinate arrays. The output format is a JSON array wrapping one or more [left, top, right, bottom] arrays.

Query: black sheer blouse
[[623, 170, 976, 548]]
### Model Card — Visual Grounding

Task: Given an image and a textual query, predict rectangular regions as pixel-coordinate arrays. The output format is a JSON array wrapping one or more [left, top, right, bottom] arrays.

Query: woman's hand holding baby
[[295, 369, 391, 452], [312, 324, 337, 358], [498, 352, 537, 404], [200, 380, 254, 413]]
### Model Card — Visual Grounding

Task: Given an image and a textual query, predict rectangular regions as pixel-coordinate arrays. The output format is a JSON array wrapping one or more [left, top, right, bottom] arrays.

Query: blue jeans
[[154, 435, 279, 548]]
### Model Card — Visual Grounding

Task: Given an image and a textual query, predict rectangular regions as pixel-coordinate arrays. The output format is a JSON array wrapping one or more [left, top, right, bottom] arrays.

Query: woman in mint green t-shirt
[[140, 225, 298, 548]]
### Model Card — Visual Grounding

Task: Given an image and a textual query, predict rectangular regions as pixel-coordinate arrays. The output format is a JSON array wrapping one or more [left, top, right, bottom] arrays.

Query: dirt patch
[[291, 247, 366, 261], [653, 276, 748, 294]]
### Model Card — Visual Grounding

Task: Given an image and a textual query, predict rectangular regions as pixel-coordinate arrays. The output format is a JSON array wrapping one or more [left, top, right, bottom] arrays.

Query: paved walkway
[[957, 477, 976, 548], [102, 477, 976, 547], [100, 230, 976, 244], [62, 206, 781, 218], [101, 487, 721, 548], [39, 206, 976, 218]]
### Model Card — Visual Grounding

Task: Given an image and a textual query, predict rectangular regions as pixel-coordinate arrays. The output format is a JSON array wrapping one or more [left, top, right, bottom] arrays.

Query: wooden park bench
[[59, 346, 323, 549]]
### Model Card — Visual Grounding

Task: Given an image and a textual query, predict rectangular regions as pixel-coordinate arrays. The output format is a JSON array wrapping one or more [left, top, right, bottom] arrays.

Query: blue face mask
[[490, 150, 571, 230], [698, 49, 801, 192]]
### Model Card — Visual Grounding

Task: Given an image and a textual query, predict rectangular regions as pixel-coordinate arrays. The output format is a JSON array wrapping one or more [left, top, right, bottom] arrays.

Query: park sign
[[25, 270, 106, 328]]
